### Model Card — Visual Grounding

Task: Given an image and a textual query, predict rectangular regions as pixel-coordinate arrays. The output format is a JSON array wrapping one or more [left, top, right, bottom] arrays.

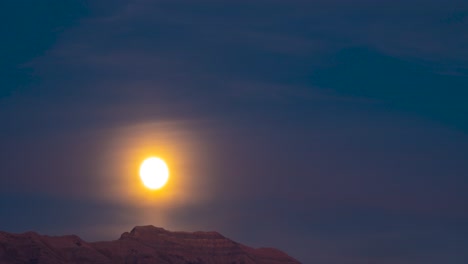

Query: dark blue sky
[[1, 1, 468, 263]]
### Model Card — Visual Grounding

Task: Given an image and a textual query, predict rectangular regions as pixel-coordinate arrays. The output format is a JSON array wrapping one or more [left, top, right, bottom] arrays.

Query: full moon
[[139, 157, 169, 190]]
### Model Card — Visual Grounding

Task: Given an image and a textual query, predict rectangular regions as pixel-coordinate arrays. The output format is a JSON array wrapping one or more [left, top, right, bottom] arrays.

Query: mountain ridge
[[0, 225, 300, 264]]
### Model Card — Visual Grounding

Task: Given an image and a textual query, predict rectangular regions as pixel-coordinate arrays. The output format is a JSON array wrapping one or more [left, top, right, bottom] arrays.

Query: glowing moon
[[139, 157, 169, 190]]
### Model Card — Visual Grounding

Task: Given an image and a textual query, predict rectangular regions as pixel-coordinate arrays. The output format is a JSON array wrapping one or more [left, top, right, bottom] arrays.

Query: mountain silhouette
[[0, 225, 300, 264]]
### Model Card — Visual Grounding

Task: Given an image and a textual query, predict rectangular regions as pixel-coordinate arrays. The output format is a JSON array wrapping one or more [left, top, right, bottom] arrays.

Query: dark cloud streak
[[1, 1, 468, 263]]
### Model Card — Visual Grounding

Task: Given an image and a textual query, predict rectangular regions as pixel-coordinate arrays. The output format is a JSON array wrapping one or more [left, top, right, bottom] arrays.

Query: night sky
[[1, 1, 468, 263]]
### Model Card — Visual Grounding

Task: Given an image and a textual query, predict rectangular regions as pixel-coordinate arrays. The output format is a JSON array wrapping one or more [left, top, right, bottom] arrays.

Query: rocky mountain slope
[[0, 225, 300, 264]]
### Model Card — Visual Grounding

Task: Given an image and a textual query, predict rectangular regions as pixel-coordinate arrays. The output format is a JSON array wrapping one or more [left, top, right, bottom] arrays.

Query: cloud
[[2, 1, 468, 263]]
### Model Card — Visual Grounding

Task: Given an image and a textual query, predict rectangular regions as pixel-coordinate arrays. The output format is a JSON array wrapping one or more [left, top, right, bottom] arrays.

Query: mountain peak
[[121, 225, 226, 241], [131, 225, 167, 233], [0, 227, 300, 264], [130, 225, 167, 235]]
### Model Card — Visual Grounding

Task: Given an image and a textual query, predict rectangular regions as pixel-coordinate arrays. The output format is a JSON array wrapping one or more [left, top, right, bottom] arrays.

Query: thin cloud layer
[[1, 1, 468, 263]]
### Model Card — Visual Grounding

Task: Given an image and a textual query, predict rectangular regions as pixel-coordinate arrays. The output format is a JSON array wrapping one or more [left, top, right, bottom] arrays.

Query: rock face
[[0, 226, 300, 264]]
